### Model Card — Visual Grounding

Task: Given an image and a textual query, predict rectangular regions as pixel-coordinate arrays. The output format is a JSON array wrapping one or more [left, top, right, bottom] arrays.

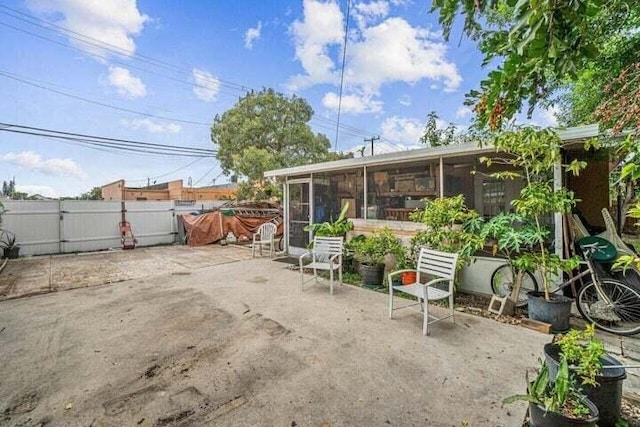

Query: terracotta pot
[[401, 271, 416, 285]]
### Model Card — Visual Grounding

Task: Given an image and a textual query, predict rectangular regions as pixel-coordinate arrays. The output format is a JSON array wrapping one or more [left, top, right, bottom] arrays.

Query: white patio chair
[[388, 248, 459, 335], [299, 236, 344, 294], [252, 222, 277, 258]]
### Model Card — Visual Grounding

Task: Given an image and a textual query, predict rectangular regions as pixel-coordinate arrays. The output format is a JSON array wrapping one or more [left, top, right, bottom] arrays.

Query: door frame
[[285, 178, 312, 256]]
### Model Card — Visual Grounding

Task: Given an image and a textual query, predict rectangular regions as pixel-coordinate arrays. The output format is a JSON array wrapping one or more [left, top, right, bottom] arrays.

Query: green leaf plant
[[349, 227, 404, 267], [503, 357, 592, 420], [409, 195, 485, 272], [304, 202, 354, 238], [481, 126, 584, 300], [555, 324, 605, 387]]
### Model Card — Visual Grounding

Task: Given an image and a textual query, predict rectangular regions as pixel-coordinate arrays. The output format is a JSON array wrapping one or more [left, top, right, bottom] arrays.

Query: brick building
[[101, 179, 236, 201]]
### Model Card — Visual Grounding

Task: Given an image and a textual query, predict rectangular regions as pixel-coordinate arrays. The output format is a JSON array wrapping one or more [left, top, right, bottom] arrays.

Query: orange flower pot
[[401, 271, 417, 285]]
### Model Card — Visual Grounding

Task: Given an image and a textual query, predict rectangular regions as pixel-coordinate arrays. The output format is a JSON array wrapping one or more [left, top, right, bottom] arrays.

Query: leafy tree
[[430, 0, 617, 130], [211, 88, 348, 200], [2, 180, 15, 197], [420, 111, 456, 147], [79, 187, 103, 200], [431, 0, 640, 227]]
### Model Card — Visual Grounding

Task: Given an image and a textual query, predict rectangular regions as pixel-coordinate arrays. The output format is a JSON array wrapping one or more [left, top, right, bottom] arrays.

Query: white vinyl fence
[[1, 200, 225, 256]]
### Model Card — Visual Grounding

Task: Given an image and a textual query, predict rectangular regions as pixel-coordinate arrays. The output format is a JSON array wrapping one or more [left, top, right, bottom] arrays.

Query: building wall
[[102, 180, 125, 201], [102, 179, 236, 201], [181, 187, 237, 200], [124, 189, 170, 201], [568, 157, 610, 228], [168, 180, 183, 199]]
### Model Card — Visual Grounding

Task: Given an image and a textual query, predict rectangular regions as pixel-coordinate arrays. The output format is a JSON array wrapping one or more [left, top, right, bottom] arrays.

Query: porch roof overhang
[[264, 124, 600, 179]]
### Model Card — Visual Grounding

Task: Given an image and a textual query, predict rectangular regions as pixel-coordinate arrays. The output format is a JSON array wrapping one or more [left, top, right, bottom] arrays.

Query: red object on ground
[[120, 221, 137, 250]]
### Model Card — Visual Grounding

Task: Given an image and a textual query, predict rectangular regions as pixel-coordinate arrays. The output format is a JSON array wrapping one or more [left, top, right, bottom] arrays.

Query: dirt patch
[[3, 390, 39, 415]]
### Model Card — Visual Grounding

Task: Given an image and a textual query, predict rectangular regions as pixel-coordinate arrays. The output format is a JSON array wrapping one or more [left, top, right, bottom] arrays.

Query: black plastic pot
[[529, 398, 599, 427], [544, 343, 626, 427], [2, 246, 20, 259], [343, 253, 356, 274], [359, 263, 384, 288], [527, 292, 572, 333]]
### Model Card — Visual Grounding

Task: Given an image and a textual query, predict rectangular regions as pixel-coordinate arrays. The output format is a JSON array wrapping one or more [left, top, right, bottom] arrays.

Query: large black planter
[[529, 398, 599, 427], [359, 263, 385, 289], [343, 253, 357, 274], [1, 246, 20, 259], [544, 343, 626, 427], [527, 292, 572, 333]]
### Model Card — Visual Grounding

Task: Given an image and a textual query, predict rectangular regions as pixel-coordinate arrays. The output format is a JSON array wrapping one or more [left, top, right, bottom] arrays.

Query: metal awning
[[264, 124, 600, 178]]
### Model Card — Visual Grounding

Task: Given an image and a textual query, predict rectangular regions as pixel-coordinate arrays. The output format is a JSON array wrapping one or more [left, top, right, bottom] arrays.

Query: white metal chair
[[299, 236, 344, 294], [388, 248, 459, 335], [252, 222, 277, 258]]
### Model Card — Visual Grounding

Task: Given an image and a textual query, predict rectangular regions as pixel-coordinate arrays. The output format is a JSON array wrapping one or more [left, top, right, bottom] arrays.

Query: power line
[[0, 6, 248, 93], [334, 0, 351, 152], [0, 122, 217, 157], [0, 123, 215, 154], [126, 158, 205, 183], [0, 21, 247, 100], [0, 5, 412, 151], [0, 70, 212, 126], [193, 165, 219, 186]]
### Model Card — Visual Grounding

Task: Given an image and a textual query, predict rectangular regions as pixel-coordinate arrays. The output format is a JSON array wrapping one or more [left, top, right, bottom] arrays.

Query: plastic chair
[[299, 236, 344, 294], [388, 248, 459, 335], [252, 222, 277, 258]]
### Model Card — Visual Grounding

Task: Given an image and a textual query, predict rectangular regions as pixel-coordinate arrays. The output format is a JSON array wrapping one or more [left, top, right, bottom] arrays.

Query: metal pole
[[364, 136, 379, 156]]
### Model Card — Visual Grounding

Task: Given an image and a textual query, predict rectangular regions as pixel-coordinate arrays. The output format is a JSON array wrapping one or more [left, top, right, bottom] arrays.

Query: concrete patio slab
[[0, 251, 550, 426], [0, 245, 254, 300]]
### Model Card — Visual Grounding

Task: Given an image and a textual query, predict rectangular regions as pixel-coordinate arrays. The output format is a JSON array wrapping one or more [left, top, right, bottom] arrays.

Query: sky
[[0, 0, 559, 198]]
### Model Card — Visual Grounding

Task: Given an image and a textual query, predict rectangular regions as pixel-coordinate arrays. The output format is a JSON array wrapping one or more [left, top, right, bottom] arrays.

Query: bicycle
[[490, 259, 539, 307], [488, 235, 640, 335], [556, 236, 640, 336]]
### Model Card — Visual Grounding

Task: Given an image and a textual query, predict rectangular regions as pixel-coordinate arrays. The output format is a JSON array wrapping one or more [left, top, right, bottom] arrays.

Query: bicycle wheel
[[491, 264, 539, 306], [576, 278, 640, 336]]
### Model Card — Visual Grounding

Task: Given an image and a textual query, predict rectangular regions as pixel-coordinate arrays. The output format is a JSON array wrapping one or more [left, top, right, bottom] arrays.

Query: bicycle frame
[[553, 243, 614, 304]]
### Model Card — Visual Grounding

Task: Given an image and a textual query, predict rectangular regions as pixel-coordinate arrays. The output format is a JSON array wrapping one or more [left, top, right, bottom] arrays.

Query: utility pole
[[364, 136, 379, 156]]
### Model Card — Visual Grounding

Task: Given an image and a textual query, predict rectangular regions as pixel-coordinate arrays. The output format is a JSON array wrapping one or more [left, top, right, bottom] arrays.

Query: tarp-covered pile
[[180, 202, 283, 246]]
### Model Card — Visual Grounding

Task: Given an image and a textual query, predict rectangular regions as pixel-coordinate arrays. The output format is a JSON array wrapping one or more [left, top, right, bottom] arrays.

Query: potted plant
[[305, 202, 355, 271], [480, 212, 540, 305], [1, 229, 20, 259], [394, 246, 416, 285], [504, 357, 599, 426], [304, 202, 354, 237], [543, 325, 626, 427], [350, 228, 403, 289], [409, 195, 484, 273], [481, 126, 585, 332], [0, 201, 19, 259]]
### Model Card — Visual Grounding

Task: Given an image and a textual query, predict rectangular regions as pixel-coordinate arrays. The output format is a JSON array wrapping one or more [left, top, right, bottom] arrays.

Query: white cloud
[[322, 90, 383, 113], [398, 94, 411, 106], [15, 185, 58, 198], [289, 0, 344, 90], [288, 2, 461, 113], [347, 18, 460, 90], [26, 0, 149, 58], [192, 68, 220, 102], [353, 1, 389, 29], [0, 151, 87, 179], [121, 118, 181, 134], [107, 66, 147, 97], [537, 105, 560, 127], [380, 116, 425, 145], [244, 21, 262, 49], [455, 106, 472, 119]]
